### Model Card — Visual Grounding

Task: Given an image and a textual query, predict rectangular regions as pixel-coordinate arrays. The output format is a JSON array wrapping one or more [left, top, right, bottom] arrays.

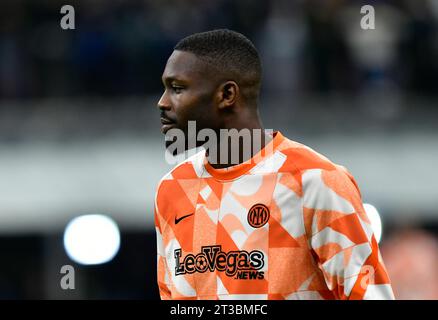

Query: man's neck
[[207, 121, 272, 169]]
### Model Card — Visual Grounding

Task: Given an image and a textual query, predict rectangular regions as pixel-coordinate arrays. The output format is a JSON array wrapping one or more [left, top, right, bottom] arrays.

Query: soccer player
[[154, 29, 394, 300]]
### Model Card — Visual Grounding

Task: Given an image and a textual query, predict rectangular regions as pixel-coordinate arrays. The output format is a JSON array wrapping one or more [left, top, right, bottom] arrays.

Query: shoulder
[[154, 149, 205, 200], [277, 136, 337, 172], [154, 150, 206, 226], [277, 135, 359, 195]]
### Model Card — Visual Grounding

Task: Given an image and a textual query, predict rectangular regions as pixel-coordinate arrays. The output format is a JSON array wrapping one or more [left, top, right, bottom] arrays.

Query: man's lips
[[160, 117, 174, 125], [160, 117, 176, 134]]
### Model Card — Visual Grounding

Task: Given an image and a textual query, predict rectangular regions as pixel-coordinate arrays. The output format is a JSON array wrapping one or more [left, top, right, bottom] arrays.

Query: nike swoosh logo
[[175, 213, 194, 225]]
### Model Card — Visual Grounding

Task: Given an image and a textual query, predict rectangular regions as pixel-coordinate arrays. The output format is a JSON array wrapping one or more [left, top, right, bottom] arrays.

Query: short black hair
[[174, 29, 262, 102]]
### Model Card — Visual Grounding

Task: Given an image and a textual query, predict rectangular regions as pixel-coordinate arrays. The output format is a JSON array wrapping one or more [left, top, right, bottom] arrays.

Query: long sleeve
[[302, 167, 394, 300], [155, 203, 172, 300]]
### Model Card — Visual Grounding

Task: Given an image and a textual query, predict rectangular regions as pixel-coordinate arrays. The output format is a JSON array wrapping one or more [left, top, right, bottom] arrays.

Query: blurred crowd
[[381, 228, 438, 299], [1, 0, 438, 100]]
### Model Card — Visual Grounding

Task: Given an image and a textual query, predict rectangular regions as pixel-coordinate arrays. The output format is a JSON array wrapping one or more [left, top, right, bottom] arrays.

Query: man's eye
[[171, 85, 184, 94]]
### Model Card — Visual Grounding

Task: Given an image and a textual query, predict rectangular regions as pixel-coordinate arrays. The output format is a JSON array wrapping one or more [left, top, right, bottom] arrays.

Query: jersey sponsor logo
[[247, 204, 270, 228], [174, 213, 194, 225], [174, 245, 265, 279]]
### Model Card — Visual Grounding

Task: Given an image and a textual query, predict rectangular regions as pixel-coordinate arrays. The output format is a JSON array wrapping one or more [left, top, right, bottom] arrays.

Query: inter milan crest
[[247, 203, 270, 228]]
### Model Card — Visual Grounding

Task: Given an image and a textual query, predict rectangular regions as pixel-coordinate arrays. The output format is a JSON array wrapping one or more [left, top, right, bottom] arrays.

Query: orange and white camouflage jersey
[[154, 131, 394, 300]]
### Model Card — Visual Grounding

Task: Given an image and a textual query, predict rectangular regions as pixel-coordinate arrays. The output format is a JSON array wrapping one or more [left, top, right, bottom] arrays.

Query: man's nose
[[157, 91, 171, 110]]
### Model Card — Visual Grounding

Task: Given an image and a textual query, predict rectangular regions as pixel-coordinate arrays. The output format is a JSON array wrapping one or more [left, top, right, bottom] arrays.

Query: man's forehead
[[162, 50, 210, 80]]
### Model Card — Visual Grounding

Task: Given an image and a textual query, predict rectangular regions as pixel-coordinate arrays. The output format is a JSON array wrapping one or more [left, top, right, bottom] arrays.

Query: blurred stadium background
[[1, 0, 437, 299]]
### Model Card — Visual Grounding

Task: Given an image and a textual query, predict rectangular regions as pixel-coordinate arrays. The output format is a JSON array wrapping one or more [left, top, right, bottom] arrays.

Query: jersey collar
[[203, 131, 284, 180]]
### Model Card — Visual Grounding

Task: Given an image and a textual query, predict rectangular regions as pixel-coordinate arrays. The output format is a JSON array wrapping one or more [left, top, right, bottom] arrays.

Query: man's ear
[[217, 81, 239, 110]]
